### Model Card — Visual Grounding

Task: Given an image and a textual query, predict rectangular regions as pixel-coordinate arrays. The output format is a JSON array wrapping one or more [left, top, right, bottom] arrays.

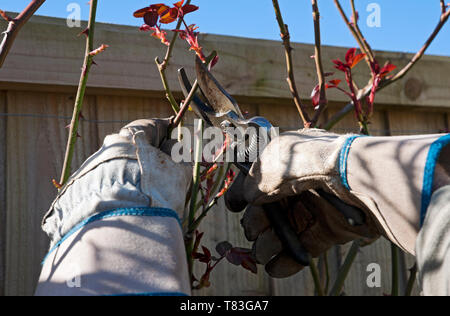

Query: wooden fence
[[0, 15, 449, 296]]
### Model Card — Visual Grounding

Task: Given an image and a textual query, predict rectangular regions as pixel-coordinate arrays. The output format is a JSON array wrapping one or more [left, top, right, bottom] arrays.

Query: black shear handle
[[263, 202, 311, 266]]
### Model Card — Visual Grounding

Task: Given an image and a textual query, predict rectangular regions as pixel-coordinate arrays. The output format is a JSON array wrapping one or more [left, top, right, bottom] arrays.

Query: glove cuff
[[36, 207, 190, 296], [343, 133, 450, 254]]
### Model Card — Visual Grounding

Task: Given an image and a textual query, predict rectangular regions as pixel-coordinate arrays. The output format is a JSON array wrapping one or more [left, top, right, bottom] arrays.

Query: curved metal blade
[[195, 56, 244, 119], [177, 68, 214, 126]]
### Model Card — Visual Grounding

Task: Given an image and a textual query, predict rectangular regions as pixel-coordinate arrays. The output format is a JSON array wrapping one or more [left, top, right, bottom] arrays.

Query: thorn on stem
[[0, 10, 13, 22], [89, 44, 109, 56], [79, 28, 89, 38], [52, 179, 63, 189]]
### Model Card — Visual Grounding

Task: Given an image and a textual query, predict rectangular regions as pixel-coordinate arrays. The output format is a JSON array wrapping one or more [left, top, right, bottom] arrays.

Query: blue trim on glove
[[420, 134, 450, 226], [42, 207, 180, 264], [339, 136, 365, 190]]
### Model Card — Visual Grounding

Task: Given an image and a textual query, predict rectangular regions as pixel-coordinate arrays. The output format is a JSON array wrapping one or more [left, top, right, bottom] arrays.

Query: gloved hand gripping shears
[[177, 56, 366, 267]]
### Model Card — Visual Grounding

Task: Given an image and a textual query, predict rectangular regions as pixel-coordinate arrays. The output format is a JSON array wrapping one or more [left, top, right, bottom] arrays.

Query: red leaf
[[173, 0, 185, 9], [150, 26, 170, 46], [216, 241, 233, 256], [380, 63, 397, 77], [332, 59, 347, 72], [144, 12, 159, 27], [182, 4, 199, 15], [325, 79, 342, 90], [133, 7, 150, 18], [160, 7, 178, 24], [350, 53, 366, 68], [210, 54, 219, 69], [345, 48, 356, 65], [328, 79, 341, 87], [311, 85, 321, 107], [202, 246, 212, 260], [241, 257, 258, 274], [193, 230, 204, 253], [226, 247, 252, 266]]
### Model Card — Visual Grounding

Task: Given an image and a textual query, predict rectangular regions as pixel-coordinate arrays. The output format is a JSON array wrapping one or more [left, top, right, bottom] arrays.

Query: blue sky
[[3, 0, 450, 56]]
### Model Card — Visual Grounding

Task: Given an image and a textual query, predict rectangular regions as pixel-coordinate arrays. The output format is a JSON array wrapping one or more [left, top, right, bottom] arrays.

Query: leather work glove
[[225, 128, 450, 278], [35, 119, 192, 296]]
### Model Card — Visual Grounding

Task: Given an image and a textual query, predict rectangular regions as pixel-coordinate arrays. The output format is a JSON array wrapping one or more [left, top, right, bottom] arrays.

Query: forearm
[[416, 185, 450, 296], [36, 210, 191, 296]]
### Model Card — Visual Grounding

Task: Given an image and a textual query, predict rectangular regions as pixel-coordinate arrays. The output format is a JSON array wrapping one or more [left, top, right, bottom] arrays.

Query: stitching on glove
[[420, 134, 450, 226], [339, 135, 365, 190], [42, 207, 181, 265]]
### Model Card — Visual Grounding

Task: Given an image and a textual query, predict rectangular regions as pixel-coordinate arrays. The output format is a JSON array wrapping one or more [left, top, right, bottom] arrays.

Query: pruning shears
[[178, 56, 366, 267]]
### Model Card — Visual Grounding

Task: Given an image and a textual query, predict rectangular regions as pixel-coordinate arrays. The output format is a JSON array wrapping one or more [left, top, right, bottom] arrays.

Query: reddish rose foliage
[[134, 3, 170, 27], [134, 2, 206, 61], [134, 1, 198, 26], [216, 169, 235, 198], [141, 25, 171, 46], [173, 24, 205, 61], [311, 78, 342, 109], [333, 47, 366, 71], [331, 48, 396, 124], [191, 235, 257, 290]]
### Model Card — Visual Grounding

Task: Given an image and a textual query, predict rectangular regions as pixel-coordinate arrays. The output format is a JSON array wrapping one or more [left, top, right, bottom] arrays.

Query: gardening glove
[[35, 118, 192, 296], [226, 128, 450, 278]]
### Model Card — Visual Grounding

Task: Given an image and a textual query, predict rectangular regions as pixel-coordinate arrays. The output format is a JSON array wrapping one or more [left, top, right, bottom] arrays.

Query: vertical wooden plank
[[5, 91, 98, 295], [0, 91, 6, 295]]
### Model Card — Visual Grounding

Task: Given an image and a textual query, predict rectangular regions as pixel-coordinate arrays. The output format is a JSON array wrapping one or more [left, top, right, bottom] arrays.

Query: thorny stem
[[0, 0, 46, 68], [391, 243, 399, 296], [333, 0, 373, 68], [155, 0, 193, 114], [272, 0, 311, 127], [349, 0, 375, 63], [187, 163, 231, 235], [310, 0, 328, 127], [309, 258, 325, 296], [172, 79, 198, 127], [329, 240, 360, 296], [59, 0, 98, 186], [156, 56, 180, 113], [323, 252, 330, 294], [404, 264, 418, 296], [186, 119, 203, 278]]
